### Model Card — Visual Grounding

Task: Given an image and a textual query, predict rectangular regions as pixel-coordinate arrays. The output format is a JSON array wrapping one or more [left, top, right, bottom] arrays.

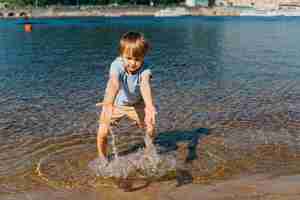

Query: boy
[[97, 32, 157, 163]]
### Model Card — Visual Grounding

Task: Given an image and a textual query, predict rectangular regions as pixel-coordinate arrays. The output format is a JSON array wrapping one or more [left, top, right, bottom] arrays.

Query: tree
[[0, 0, 185, 6], [208, 0, 215, 7]]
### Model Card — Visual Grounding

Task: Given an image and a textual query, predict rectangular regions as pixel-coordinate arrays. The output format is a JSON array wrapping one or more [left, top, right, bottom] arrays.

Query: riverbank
[[2, 5, 300, 18]]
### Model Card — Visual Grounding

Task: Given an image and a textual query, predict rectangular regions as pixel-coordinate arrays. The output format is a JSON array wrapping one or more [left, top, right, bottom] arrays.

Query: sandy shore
[[2, 173, 300, 200]]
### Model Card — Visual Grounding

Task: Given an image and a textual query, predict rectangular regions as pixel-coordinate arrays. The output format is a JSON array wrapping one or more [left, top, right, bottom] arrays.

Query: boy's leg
[[97, 106, 124, 159], [97, 124, 109, 159]]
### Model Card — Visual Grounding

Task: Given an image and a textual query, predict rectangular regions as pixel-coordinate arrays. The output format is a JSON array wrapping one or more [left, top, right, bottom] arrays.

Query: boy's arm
[[103, 74, 119, 105], [140, 74, 156, 128], [100, 74, 119, 125]]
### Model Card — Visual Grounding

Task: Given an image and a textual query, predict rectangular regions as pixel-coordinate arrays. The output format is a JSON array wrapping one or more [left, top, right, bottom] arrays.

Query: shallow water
[[1, 16, 300, 193]]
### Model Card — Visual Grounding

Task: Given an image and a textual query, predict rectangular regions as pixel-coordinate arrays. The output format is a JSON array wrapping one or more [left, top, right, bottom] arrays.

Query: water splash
[[110, 127, 119, 160], [89, 134, 176, 179]]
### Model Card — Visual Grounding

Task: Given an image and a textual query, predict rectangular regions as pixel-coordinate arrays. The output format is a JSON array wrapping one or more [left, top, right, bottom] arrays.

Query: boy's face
[[122, 54, 144, 74]]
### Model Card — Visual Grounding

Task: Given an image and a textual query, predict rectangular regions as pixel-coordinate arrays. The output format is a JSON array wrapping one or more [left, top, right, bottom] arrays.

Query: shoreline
[[1, 6, 300, 19], [0, 6, 240, 18]]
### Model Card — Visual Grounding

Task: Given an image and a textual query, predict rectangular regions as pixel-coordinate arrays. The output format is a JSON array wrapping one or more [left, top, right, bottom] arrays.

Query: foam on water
[[89, 134, 176, 179]]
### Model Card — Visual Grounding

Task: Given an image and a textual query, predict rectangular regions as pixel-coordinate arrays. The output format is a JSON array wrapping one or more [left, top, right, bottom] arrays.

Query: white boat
[[240, 10, 283, 16], [278, 10, 300, 16]]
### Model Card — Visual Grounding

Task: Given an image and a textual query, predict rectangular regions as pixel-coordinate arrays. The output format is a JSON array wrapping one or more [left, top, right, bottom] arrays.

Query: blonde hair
[[119, 32, 149, 58]]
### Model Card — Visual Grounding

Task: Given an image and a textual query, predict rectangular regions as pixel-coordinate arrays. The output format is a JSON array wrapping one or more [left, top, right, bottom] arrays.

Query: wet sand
[[2, 173, 300, 200]]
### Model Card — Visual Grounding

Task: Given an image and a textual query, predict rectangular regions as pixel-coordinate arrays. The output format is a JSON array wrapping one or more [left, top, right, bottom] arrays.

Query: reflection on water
[[1, 16, 300, 194]]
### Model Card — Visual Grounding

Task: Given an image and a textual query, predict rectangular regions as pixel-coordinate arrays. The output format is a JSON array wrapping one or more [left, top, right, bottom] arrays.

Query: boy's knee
[[97, 131, 108, 145]]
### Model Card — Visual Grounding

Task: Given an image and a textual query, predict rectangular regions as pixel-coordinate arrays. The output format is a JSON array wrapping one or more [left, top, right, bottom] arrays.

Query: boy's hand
[[144, 105, 156, 129]]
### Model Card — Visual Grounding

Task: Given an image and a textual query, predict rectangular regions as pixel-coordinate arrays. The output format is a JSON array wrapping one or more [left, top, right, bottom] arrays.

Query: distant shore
[[0, 5, 240, 18]]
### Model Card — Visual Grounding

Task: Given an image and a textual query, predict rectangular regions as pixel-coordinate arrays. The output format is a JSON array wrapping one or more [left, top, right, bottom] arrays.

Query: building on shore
[[214, 0, 300, 9], [186, 0, 209, 7], [185, 0, 300, 9], [278, 0, 300, 9]]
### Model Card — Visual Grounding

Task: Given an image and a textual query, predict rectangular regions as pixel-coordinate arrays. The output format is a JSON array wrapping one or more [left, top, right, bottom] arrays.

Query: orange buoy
[[24, 24, 32, 32], [23, 15, 32, 32]]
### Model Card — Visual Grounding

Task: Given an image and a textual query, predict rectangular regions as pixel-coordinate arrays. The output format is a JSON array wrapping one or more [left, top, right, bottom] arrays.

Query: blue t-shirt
[[109, 57, 152, 106]]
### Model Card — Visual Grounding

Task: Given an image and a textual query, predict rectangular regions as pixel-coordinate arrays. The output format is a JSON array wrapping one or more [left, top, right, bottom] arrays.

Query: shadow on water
[[155, 127, 211, 187], [155, 127, 211, 161], [118, 127, 211, 161], [115, 178, 151, 192]]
